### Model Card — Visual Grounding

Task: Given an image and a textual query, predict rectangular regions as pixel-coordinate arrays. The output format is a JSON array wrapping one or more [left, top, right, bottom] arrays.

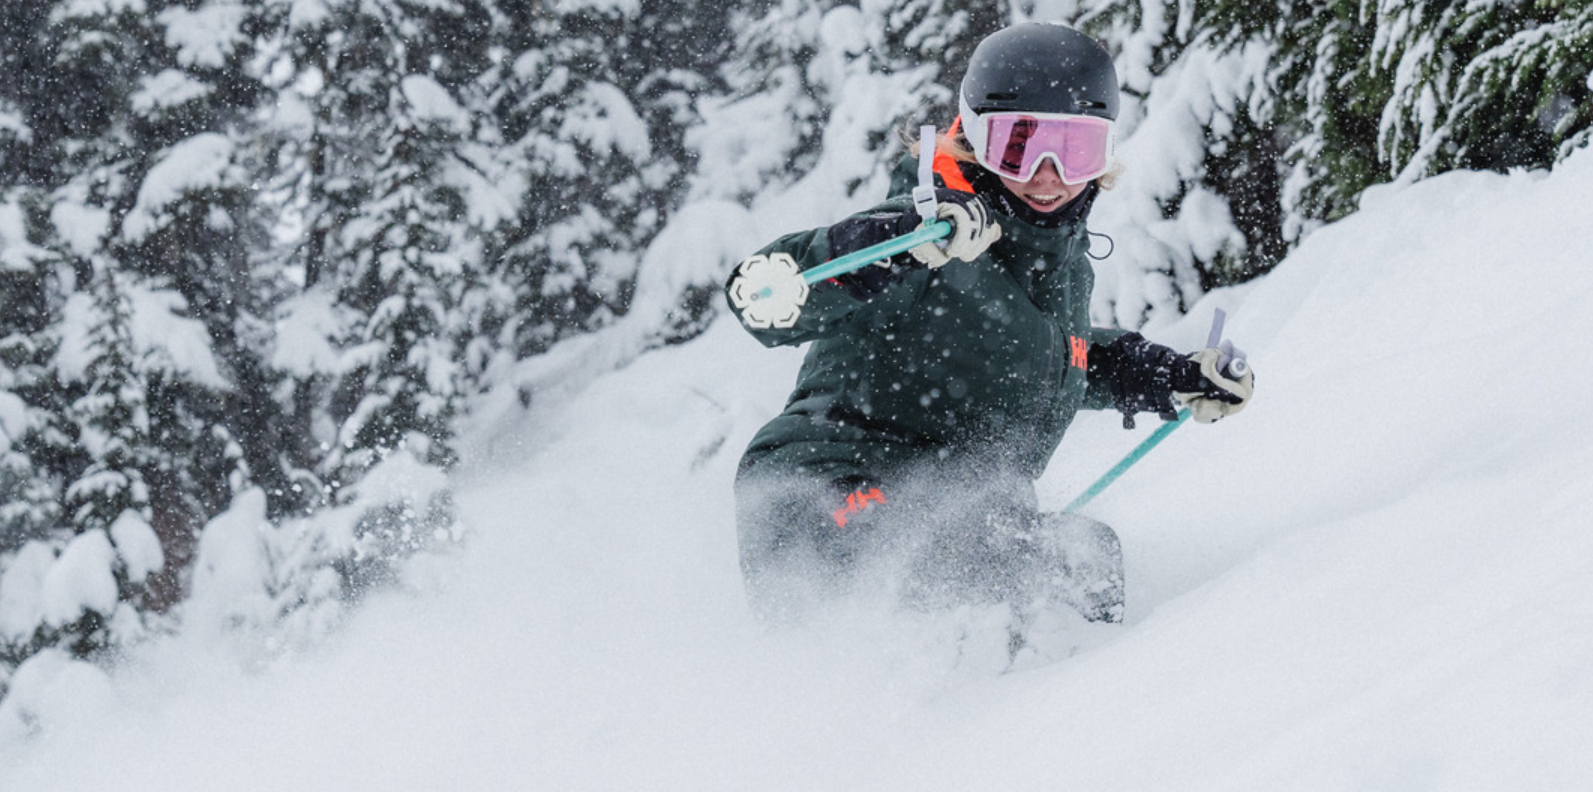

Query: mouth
[[1022, 193, 1067, 210]]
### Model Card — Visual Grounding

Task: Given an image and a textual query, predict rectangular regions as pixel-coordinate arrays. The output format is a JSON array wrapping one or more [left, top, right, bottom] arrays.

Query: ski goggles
[[971, 112, 1115, 185]]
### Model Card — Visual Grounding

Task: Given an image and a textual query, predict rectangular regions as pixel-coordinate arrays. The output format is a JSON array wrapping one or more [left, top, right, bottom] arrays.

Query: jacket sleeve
[[1086, 330, 1216, 419], [1082, 327, 1128, 411]]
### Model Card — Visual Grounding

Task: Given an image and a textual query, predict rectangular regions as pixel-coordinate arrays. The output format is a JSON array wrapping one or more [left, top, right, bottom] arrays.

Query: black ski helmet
[[958, 23, 1120, 126]]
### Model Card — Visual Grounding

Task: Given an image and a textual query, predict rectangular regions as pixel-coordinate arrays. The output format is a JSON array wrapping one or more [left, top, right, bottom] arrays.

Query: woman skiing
[[724, 23, 1253, 624]]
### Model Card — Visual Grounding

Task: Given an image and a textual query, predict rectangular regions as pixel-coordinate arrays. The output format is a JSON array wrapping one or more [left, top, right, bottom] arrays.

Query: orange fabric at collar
[[933, 117, 975, 194]]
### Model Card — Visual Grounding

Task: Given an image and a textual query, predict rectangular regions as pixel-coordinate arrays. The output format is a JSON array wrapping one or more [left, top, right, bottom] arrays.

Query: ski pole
[[799, 220, 950, 284], [727, 218, 950, 330], [806, 124, 951, 283], [1063, 309, 1245, 513], [794, 125, 950, 286], [729, 126, 954, 330], [1063, 408, 1190, 513]]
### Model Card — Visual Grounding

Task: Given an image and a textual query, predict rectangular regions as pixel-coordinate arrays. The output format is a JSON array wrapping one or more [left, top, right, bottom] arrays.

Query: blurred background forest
[[0, 0, 1588, 689]]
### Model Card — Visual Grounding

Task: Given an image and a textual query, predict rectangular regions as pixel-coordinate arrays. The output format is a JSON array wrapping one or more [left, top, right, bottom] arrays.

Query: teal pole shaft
[[801, 220, 952, 284], [1063, 408, 1190, 513], [1063, 309, 1238, 513]]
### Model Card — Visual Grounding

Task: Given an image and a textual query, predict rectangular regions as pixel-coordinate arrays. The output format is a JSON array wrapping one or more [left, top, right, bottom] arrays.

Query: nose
[[1030, 158, 1064, 184]]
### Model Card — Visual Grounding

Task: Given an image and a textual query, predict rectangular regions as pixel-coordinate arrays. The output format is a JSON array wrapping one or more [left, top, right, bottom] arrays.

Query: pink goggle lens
[[981, 114, 1113, 184]]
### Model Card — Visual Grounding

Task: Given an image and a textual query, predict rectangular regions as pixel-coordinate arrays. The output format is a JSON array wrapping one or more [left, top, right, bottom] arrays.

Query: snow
[[341, 448, 451, 516], [132, 69, 212, 114], [38, 530, 117, 628], [1, 199, 45, 272], [50, 295, 99, 385], [49, 197, 112, 259], [0, 392, 30, 453], [817, 6, 869, 60], [0, 650, 119, 748], [1088, 41, 1273, 328], [55, 284, 227, 390], [563, 82, 652, 163], [157, 3, 250, 70], [688, 89, 808, 201], [182, 489, 279, 641], [285, 0, 330, 28], [442, 149, 520, 230], [0, 543, 56, 642], [122, 133, 239, 242], [547, 0, 640, 15], [400, 75, 470, 134], [271, 289, 345, 377], [125, 286, 228, 389], [109, 512, 163, 585], [52, 0, 145, 19], [5, 129, 1593, 792], [0, 103, 29, 142]]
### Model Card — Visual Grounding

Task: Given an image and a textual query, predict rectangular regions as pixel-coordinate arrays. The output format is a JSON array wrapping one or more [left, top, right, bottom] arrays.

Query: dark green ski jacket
[[729, 155, 1124, 484]]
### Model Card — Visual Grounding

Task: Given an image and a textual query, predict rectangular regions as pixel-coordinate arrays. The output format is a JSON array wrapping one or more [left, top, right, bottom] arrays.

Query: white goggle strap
[[958, 93, 986, 162]]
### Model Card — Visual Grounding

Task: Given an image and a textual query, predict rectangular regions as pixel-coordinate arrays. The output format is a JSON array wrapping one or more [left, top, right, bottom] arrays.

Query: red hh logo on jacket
[[1069, 335, 1088, 370]]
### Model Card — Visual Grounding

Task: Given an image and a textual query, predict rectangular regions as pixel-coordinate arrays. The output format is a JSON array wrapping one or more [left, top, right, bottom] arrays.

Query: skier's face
[[997, 160, 1087, 213]]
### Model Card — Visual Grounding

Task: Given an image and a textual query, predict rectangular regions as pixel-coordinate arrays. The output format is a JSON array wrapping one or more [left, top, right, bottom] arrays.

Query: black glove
[[826, 190, 995, 300], [1089, 332, 1244, 429]]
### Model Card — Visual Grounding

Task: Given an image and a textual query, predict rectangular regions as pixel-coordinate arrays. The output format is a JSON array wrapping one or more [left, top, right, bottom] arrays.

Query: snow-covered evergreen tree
[[0, 262, 173, 672], [0, 0, 265, 674], [51, 0, 279, 602], [490, 5, 666, 356], [255, 0, 389, 518], [125, 0, 305, 529], [1197, 0, 1396, 238], [59, 267, 152, 539], [0, 192, 59, 547], [250, 0, 501, 594], [692, 0, 1002, 211], [1008, 1, 1286, 328], [1371, 0, 1593, 181], [319, 72, 474, 549], [487, 0, 748, 356], [1029, 0, 1590, 327]]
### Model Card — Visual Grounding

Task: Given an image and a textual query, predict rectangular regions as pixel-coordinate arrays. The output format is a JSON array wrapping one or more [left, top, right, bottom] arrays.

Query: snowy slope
[[4, 151, 1593, 790]]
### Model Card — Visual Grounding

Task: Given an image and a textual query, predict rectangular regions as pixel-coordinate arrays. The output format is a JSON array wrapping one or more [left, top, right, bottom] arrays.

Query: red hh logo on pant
[[832, 486, 888, 528]]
